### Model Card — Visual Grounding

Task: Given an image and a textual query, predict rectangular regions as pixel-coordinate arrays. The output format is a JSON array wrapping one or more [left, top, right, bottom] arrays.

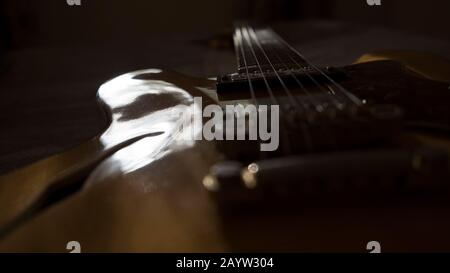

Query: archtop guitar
[[0, 25, 450, 252]]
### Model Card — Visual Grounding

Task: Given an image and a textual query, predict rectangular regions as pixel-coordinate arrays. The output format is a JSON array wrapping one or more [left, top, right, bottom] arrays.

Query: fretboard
[[233, 25, 310, 74], [218, 25, 347, 101]]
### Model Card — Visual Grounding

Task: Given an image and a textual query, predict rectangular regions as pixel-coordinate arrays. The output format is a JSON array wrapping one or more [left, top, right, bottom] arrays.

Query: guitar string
[[249, 26, 340, 151], [233, 27, 264, 157], [246, 25, 314, 151], [266, 27, 352, 149], [250, 27, 321, 112], [240, 26, 280, 107], [261, 29, 346, 110], [240, 25, 293, 155], [238, 25, 342, 153], [246, 27, 301, 111], [234, 27, 258, 107], [264, 35, 339, 150], [268, 29, 362, 106], [273, 29, 362, 106], [248, 27, 324, 150]]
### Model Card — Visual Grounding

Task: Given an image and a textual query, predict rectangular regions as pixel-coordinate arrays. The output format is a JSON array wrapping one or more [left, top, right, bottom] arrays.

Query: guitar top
[[0, 24, 450, 252]]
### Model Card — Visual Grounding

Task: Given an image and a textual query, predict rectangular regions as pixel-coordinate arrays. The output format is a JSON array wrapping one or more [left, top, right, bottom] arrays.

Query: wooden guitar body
[[0, 50, 449, 252]]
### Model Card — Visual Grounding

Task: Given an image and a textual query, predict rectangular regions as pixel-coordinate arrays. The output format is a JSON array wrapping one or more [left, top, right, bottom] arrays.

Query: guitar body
[[0, 51, 450, 252]]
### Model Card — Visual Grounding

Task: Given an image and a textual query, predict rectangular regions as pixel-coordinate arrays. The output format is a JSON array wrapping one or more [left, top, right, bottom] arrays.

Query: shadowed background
[[2, 0, 449, 48], [1, 0, 449, 173]]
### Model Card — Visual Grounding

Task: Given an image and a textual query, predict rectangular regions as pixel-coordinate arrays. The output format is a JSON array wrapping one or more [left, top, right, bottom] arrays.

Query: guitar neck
[[217, 25, 344, 95], [233, 25, 310, 74]]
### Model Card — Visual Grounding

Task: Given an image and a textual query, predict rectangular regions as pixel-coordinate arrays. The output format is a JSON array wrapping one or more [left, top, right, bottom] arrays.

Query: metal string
[[234, 27, 258, 107], [245, 25, 314, 151], [246, 26, 302, 111], [239, 26, 280, 107], [263, 30, 346, 110], [249, 28, 323, 112], [249, 27, 339, 150], [240, 25, 296, 154], [268, 29, 363, 106]]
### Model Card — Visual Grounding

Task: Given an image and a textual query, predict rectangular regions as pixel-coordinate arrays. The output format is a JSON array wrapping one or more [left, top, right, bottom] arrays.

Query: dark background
[[0, 0, 449, 173], [1, 0, 449, 49]]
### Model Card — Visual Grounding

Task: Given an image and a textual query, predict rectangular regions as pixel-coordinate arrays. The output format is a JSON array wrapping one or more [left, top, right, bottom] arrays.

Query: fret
[[233, 26, 309, 74], [219, 25, 345, 96]]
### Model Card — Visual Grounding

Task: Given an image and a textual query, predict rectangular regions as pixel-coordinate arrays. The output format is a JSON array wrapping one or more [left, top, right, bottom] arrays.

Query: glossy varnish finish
[[0, 69, 226, 251], [0, 52, 449, 252]]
